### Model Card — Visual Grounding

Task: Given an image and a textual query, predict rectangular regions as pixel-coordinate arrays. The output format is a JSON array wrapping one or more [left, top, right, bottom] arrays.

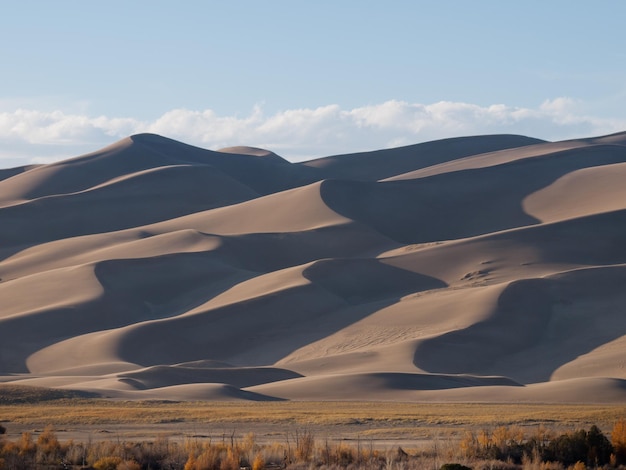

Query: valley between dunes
[[1, 131, 626, 403]]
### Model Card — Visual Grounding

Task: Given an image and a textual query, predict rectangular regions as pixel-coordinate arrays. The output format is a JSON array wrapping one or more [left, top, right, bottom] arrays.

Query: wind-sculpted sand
[[1, 132, 626, 402]]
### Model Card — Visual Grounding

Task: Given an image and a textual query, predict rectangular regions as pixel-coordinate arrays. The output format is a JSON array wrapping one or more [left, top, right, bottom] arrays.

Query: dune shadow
[[413, 265, 626, 383], [0, 225, 407, 374], [0, 165, 37, 183], [300, 134, 544, 181], [355, 372, 522, 390], [0, 250, 257, 374], [119, 364, 303, 390], [320, 145, 626, 244], [112, 260, 446, 368], [496, 208, 626, 267], [0, 165, 260, 251]]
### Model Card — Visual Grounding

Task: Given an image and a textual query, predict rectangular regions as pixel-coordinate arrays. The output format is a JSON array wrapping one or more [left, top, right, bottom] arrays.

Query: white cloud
[[1, 98, 625, 167]]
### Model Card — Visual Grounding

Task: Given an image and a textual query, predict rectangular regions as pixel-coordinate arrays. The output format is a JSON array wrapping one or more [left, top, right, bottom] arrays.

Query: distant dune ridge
[[1, 131, 626, 402]]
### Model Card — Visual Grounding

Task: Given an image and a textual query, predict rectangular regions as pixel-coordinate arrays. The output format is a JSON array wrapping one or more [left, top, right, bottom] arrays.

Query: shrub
[[252, 452, 265, 470], [64, 440, 87, 466], [585, 424, 612, 465], [544, 426, 612, 467], [183, 453, 197, 470], [440, 464, 472, 470], [546, 429, 588, 466], [93, 456, 123, 470], [294, 429, 314, 462], [16, 431, 35, 464], [36, 425, 60, 464], [612, 418, 626, 464], [219, 447, 240, 470]]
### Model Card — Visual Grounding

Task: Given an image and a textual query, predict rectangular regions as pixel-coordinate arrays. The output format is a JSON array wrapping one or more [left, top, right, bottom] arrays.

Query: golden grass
[[1, 385, 624, 438], [0, 400, 624, 430]]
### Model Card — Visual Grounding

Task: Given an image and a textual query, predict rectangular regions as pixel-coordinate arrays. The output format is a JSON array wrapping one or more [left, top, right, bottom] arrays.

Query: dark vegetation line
[[1, 420, 626, 469]]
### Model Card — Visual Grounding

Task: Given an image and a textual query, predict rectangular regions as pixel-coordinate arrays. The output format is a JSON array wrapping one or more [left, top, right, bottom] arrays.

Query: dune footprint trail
[[1, 131, 626, 402]]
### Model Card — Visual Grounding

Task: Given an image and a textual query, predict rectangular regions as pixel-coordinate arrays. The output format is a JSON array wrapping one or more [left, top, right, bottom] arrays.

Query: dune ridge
[[1, 131, 625, 402]]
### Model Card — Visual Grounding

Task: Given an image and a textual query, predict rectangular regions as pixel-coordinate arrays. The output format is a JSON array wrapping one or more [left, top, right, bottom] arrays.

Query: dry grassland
[[1, 386, 625, 447], [1, 400, 624, 431]]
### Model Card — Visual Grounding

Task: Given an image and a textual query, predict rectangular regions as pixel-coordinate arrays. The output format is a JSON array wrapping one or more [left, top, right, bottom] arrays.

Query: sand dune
[[301, 134, 544, 181], [319, 145, 626, 244], [524, 162, 626, 222], [0, 165, 260, 245], [1, 131, 625, 402], [247, 372, 522, 401], [0, 164, 39, 184], [249, 375, 626, 403]]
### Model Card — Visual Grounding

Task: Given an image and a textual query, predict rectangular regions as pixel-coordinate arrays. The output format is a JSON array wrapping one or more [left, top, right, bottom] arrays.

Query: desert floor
[[1, 401, 624, 450]]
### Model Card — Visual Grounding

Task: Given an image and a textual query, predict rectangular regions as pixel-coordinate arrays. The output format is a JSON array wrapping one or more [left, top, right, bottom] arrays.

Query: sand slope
[[1, 131, 626, 402]]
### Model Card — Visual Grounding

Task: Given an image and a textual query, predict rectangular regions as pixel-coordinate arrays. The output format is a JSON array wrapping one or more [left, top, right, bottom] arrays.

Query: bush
[[93, 456, 122, 470], [36, 425, 60, 464], [544, 426, 612, 467], [585, 424, 612, 465], [252, 452, 265, 470], [612, 418, 626, 464], [440, 464, 472, 470]]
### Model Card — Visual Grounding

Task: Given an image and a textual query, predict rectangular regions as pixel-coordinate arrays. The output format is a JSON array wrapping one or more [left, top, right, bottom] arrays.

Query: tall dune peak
[[129, 133, 189, 146], [219, 145, 282, 157]]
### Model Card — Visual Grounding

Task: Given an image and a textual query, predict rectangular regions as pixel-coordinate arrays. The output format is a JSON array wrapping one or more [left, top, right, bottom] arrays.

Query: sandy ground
[[1, 131, 626, 402], [1, 421, 438, 451]]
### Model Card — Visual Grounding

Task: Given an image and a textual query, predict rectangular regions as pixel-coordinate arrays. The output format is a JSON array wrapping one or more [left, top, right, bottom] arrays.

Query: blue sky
[[2, 1, 626, 167]]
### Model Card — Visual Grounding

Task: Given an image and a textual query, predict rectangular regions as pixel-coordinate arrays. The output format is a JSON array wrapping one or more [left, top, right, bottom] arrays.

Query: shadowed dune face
[[319, 145, 626, 244], [301, 134, 545, 181], [1, 131, 626, 402], [0, 165, 260, 246], [413, 266, 626, 383]]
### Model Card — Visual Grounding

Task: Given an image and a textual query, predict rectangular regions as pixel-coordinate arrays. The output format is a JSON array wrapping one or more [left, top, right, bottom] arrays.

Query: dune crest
[[1, 131, 626, 402]]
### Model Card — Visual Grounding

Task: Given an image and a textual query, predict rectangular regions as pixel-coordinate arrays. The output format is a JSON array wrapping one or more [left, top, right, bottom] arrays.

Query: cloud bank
[[1, 98, 625, 167]]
